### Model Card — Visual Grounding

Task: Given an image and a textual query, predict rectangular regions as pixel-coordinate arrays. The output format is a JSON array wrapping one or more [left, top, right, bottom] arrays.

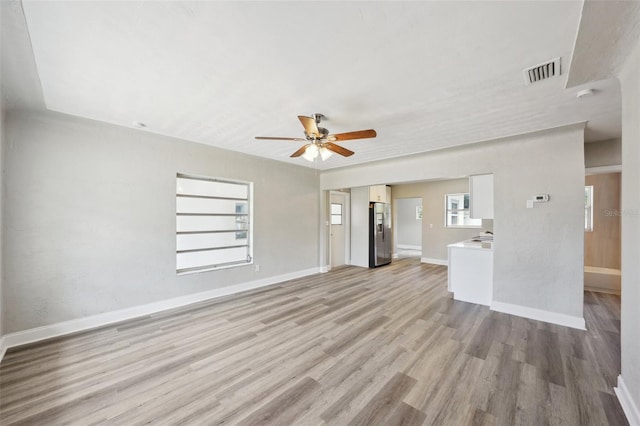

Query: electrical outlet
[[254, 264, 260, 272]]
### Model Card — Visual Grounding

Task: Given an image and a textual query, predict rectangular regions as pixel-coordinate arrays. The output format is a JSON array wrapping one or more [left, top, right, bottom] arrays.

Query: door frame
[[329, 191, 351, 269]]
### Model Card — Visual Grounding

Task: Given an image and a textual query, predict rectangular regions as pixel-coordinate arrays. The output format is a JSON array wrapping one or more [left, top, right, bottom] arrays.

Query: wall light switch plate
[[526, 200, 534, 209]]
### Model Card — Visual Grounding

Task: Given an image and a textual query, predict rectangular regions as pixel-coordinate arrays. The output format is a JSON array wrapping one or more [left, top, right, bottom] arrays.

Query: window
[[331, 203, 343, 225], [176, 173, 253, 274], [585, 185, 594, 232], [445, 193, 481, 228]]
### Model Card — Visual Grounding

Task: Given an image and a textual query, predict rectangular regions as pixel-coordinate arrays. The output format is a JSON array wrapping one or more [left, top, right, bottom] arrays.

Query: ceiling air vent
[[523, 58, 561, 85]]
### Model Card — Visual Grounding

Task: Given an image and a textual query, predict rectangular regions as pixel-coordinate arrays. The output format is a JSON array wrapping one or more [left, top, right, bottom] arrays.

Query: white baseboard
[[0, 267, 321, 363], [0, 336, 6, 362], [319, 265, 330, 273], [490, 301, 586, 330], [585, 165, 622, 176], [397, 244, 422, 250], [392, 253, 399, 259], [421, 257, 448, 266], [584, 285, 621, 295], [615, 375, 640, 426]]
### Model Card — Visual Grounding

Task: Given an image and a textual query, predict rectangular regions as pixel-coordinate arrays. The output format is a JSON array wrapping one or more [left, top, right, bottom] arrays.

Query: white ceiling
[[567, 0, 640, 88], [7, 1, 625, 169]]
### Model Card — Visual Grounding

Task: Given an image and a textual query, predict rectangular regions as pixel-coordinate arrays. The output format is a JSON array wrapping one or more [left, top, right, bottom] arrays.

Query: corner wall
[[0, 0, 5, 340], [322, 124, 586, 326], [349, 186, 369, 268], [617, 36, 640, 425], [0, 107, 4, 341], [584, 138, 622, 168], [3, 110, 321, 333]]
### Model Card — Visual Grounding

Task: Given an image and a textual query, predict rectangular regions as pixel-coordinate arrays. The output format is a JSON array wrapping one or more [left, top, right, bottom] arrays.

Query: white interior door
[[330, 193, 347, 268]]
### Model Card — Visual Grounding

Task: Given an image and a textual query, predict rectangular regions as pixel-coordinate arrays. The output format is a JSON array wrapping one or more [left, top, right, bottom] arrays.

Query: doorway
[[584, 172, 622, 294], [395, 197, 423, 258], [330, 191, 350, 268]]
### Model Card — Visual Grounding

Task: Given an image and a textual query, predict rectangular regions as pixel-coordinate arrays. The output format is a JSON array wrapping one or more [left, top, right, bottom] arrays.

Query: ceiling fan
[[255, 114, 377, 162]]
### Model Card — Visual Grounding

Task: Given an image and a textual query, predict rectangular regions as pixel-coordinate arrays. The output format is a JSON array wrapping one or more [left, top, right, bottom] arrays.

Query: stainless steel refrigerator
[[369, 202, 392, 268]]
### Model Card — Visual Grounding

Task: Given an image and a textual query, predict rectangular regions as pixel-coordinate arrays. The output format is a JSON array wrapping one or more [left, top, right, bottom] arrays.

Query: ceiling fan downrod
[[310, 113, 329, 139]]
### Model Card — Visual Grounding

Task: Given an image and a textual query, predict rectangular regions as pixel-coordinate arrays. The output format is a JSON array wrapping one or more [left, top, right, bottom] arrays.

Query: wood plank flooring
[[0, 258, 628, 425]]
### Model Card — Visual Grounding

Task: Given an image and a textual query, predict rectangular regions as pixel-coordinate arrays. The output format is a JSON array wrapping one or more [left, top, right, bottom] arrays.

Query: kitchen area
[[447, 174, 494, 306], [348, 174, 495, 310], [323, 127, 586, 333]]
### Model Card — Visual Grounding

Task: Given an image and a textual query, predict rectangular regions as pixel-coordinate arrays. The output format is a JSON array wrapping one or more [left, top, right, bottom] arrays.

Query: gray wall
[[322, 124, 585, 320], [619, 37, 640, 416], [0, 5, 5, 334], [3, 110, 320, 333], [395, 197, 422, 248], [392, 179, 493, 261], [584, 138, 622, 168], [350, 186, 369, 268], [0, 109, 4, 337]]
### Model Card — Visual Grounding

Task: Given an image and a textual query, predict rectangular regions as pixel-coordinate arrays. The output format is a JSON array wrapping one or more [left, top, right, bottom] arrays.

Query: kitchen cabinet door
[[369, 185, 388, 203], [470, 174, 494, 219]]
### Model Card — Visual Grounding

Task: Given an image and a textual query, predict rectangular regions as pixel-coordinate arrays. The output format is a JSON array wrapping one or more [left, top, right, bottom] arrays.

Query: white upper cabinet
[[470, 174, 494, 219], [369, 185, 390, 203]]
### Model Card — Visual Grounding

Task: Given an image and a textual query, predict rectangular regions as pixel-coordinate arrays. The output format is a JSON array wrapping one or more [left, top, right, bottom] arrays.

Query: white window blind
[[176, 173, 253, 274]]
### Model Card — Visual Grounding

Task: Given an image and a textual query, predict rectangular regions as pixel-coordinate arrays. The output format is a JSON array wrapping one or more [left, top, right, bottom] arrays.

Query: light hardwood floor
[[0, 258, 628, 425]]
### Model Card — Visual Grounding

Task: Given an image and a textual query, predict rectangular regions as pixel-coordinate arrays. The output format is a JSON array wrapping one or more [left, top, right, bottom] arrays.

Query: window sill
[[177, 261, 253, 276]]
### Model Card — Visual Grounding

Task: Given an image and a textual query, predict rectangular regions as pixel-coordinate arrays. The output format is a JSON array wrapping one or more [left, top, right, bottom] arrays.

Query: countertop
[[448, 239, 493, 251]]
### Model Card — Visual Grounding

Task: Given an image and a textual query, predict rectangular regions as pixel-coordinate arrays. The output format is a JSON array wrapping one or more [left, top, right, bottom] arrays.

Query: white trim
[[584, 266, 621, 295], [319, 265, 330, 273], [584, 286, 621, 295], [615, 375, 640, 426], [0, 337, 7, 362], [584, 266, 621, 275], [0, 267, 321, 362], [585, 165, 622, 175], [421, 257, 448, 266], [392, 253, 399, 259], [397, 244, 422, 250], [490, 301, 586, 330]]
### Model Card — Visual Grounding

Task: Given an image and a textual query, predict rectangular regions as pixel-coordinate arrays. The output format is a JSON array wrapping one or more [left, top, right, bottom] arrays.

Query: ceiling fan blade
[[324, 142, 354, 157], [328, 129, 377, 141], [255, 136, 306, 141], [290, 144, 311, 158], [298, 116, 320, 138]]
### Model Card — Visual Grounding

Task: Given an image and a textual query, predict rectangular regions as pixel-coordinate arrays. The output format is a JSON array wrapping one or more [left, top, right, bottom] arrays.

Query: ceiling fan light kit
[[300, 143, 333, 162], [255, 113, 377, 161], [319, 146, 333, 161], [302, 143, 319, 161]]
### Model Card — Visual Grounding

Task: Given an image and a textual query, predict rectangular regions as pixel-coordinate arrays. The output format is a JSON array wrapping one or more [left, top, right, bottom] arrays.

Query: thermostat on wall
[[534, 194, 550, 202]]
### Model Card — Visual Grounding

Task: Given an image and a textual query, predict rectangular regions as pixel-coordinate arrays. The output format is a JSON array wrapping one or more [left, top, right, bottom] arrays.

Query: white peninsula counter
[[447, 239, 493, 306]]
